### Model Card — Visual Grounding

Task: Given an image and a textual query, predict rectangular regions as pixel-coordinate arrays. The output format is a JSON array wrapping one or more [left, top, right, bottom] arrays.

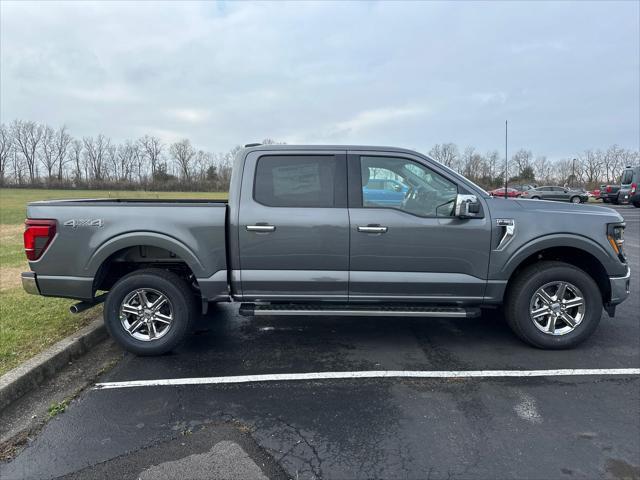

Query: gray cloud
[[1, 1, 638, 159]]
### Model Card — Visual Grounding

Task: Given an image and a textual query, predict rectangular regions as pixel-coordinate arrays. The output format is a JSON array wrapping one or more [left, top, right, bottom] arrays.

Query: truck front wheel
[[505, 261, 602, 349], [104, 269, 196, 355]]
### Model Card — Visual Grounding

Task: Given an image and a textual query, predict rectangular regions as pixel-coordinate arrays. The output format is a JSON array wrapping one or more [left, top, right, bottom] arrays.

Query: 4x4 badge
[[64, 219, 104, 229]]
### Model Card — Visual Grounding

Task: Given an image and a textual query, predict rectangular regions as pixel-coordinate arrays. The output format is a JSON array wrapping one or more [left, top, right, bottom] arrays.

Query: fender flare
[[85, 231, 206, 278], [499, 233, 615, 280]]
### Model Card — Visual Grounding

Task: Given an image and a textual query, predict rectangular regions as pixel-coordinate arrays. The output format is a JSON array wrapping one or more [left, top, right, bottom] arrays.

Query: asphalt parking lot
[[1, 204, 639, 480]]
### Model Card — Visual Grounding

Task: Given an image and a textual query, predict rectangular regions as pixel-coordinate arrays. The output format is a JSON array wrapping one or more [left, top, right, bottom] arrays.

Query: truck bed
[[26, 198, 229, 301]]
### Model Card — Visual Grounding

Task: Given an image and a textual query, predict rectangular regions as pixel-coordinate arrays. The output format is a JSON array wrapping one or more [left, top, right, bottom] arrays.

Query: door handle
[[246, 225, 276, 233], [357, 225, 388, 234]]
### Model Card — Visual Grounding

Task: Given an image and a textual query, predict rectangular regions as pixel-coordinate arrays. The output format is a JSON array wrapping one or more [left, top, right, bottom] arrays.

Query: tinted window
[[621, 169, 634, 185], [360, 156, 457, 217], [254, 155, 338, 207]]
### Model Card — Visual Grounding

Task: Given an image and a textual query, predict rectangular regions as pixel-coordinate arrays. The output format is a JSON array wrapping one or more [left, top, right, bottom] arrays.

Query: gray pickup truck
[[22, 145, 631, 354]]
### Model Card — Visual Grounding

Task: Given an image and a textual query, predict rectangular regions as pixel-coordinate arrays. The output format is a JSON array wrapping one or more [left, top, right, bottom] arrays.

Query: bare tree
[[0, 124, 12, 185], [83, 135, 110, 182], [139, 135, 163, 179], [70, 139, 84, 183], [511, 149, 533, 178], [485, 150, 500, 182], [170, 139, 195, 181], [534, 156, 552, 184], [11, 120, 44, 183], [40, 126, 57, 181], [429, 143, 459, 170], [115, 141, 137, 182], [579, 150, 602, 185], [55, 126, 72, 181]]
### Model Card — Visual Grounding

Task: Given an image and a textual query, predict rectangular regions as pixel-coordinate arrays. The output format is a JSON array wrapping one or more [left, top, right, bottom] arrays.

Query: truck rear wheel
[[104, 269, 196, 355], [505, 261, 602, 349]]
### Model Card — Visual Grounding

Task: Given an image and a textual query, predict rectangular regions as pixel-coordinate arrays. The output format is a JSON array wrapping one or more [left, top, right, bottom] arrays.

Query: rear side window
[[254, 155, 339, 207], [620, 169, 634, 185]]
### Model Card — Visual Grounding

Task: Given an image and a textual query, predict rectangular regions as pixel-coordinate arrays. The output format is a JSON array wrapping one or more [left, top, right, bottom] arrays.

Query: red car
[[489, 187, 521, 198]]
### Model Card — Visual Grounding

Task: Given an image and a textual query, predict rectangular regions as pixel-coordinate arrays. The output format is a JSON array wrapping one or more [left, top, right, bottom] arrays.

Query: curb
[[0, 318, 107, 411]]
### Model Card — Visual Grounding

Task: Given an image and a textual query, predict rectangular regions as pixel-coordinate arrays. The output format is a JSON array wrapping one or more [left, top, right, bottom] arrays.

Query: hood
[[514, 199, 624, 221]]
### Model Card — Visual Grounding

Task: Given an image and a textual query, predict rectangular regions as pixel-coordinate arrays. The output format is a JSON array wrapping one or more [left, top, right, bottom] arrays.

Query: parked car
[[363, 178, 409, 207], [617, 166, 640, 207], [21, 144, 630, 353], [600, 184, 621, 204], [489, 187, 521, 198], [590, 188, 601, 199], [520, 186, 588, 203], [511, 184, 536, 192]]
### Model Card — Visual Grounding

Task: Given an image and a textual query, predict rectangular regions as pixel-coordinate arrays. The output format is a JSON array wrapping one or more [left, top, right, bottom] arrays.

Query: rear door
[[238, 150, 349, 300], [347, 151, 492, 302]]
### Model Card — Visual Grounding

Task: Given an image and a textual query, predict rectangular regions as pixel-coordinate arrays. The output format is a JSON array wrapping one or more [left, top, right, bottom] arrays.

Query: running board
[[239, 303, 481, 318]]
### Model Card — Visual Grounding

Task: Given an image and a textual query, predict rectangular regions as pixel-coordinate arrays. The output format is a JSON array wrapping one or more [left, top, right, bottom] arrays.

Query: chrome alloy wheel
[[529, 281, 585, 335], [119, 288, 173, 341]]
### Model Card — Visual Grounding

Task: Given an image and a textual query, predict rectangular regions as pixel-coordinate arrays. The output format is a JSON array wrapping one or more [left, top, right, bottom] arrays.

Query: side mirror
[[455, 194, 481, 218]]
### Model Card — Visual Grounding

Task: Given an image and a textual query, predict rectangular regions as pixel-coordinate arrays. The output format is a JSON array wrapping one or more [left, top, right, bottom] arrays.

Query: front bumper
[[609, 267, 631, 305], [21, 272, 40, 295]]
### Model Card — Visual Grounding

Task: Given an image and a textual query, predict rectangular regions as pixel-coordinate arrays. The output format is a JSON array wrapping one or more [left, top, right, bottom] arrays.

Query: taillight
[[606, 185, 612, 193], [631, 183, 637, 195], [24, 219, 57, 261]]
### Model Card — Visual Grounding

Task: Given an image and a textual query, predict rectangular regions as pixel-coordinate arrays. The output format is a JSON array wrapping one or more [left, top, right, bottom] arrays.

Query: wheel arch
[[88, 233, 206, 295], [504, 244, 612, 304], [86, 232, 205, 277]]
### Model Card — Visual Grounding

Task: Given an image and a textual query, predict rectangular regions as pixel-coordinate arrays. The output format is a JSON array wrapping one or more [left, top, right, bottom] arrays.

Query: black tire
[[531, 196, 540, 200], [611, 198, 619, 205], [633, 201, 640, 208], [603, 198, 610, 203], [570, 196, 581, 204], [104, 268, 197, 355], [505, 261, 602, 349]]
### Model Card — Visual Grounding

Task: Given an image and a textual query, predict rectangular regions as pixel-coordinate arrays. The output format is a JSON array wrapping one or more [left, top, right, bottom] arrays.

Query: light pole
[[572, 158, 577, 187], [504, 120, 508, 197]]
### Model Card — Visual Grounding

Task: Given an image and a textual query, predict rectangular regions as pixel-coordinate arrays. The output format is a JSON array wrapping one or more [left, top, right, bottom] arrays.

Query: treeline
[[428, 143, 639, 189], [0, 120, 638, 191], [0, 120, 282, 191]]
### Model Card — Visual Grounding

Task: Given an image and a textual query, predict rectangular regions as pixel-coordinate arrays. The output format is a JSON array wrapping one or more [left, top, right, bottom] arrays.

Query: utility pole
[[504, 120, 508, 197], [572, 158, 577, 187]]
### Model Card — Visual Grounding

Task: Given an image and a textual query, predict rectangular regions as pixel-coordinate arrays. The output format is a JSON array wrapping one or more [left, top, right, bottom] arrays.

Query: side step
[[239, 303, 481, 318]]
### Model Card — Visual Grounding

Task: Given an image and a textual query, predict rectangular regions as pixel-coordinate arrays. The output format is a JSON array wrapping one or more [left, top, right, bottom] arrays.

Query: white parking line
[[93, 368, 640, 390]]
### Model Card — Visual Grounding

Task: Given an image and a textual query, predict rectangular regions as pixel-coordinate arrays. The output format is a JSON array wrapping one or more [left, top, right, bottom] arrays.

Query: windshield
[[621, 170, 633, 185]]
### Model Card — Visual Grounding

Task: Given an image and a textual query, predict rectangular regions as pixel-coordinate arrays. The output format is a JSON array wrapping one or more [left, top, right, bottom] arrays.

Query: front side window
[[360, 156, 457, 217], [254, 155, 337, 207]]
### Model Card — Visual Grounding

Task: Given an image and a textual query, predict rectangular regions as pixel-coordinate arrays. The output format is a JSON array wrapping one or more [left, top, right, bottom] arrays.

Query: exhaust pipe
[[70, 293, 107, 314]]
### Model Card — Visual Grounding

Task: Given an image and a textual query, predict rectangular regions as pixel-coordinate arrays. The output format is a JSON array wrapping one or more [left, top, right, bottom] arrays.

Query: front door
[[348, 151, 492, 303], [238, 150, 349, 301]]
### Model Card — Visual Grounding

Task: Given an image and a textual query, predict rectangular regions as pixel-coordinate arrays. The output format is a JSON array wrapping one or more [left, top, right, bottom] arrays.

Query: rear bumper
[[21, 272, 40, 295], [21, 272, 93, 300], [618, 189, 638, 204], [609, 267, 631, 305]]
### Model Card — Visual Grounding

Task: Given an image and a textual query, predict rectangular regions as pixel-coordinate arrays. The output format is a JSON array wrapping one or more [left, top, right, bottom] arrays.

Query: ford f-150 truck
[[21, 145, 631, 354]]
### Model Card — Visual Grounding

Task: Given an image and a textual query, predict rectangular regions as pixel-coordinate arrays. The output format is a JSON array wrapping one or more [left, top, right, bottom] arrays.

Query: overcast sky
[[1, 1, 638, 159]]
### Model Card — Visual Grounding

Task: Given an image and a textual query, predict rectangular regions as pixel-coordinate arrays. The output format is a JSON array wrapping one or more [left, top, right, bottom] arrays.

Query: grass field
[[0, 188, 226, 375]]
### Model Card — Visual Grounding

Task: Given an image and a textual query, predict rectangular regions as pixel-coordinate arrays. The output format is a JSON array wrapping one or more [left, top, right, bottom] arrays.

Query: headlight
[[607, 223, 626, 262]]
